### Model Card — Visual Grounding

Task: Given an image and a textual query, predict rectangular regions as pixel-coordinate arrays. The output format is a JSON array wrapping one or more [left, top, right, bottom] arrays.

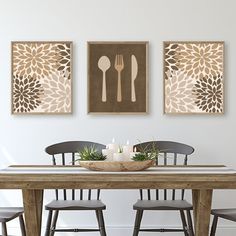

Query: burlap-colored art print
[[12, 41, 72, 114], [164, 41, 224, 114], [88, 42, 148, 114]]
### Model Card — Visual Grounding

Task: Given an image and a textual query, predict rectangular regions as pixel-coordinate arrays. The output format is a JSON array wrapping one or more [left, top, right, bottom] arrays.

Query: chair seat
[[211, 208, 236, 221], [0, 207, 24, 222], [133, 200, 193, 210], [45, 200, 106, 210]]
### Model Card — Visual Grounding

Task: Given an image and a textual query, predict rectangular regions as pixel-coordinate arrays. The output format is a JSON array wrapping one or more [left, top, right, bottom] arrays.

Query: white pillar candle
[[107, 138, 119, 152], [113, 153, 124, 161], [102, 149, 114, 161], [123, 140, 133, 161], [123, 140, 133, 153]]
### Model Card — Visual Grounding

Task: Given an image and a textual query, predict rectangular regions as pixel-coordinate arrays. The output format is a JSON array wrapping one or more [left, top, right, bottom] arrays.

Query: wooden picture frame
[[88, 41, 149, 114], [11, 41, 73, 114], [163, 41, 224, 114]]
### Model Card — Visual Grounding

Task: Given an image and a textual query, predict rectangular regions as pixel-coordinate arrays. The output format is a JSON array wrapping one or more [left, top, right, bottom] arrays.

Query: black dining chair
[[210, 208, 236, 236], [0, 206, 26, 236], [44, 141, 107, 236], [132, 141, 195, 236]]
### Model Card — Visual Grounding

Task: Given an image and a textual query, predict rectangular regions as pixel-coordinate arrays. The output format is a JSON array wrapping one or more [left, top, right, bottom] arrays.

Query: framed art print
[[88, 41, 148, 114], [12, 41, 72, 114], [164, 41, 224, 114]]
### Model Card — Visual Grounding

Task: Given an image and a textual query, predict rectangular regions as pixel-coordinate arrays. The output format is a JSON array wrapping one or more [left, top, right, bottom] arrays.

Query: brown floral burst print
[[12, 41, 72, 114], [193, 75, 223, 113], [13, 75, 43, 113], [40, 71, 71, 113], [164, 41, 224, 114], [176, 43, 224, 79], [12, 43, 59, 80]]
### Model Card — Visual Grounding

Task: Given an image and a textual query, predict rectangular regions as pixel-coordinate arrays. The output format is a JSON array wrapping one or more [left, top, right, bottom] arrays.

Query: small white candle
[[123, 140, 133, 153], [107, 138, 118, 152], [102, 148, 114, 161], [123, 140, 133, 161], [113, 152, 124, 161]]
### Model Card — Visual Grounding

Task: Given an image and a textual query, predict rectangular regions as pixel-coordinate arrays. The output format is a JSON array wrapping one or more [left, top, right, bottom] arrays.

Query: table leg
[[22, 189, 44, 236], [192, 189, 213, 236]]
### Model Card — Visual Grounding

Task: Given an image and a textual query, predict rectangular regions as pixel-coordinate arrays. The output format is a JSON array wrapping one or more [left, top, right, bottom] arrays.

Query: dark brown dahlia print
[[193, 75, 223, 113], [13, 75, 43, 113], [164, 41, 224, 114], [12, 42, 72, 114]]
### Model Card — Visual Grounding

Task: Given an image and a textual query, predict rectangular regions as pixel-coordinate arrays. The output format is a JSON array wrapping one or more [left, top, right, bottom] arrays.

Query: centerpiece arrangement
[[76, 139, 159, 171]]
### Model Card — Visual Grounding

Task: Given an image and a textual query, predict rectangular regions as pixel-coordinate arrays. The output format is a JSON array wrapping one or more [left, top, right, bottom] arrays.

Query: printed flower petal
[[13, 74, 44, 113], [40, 71, 71, 113]]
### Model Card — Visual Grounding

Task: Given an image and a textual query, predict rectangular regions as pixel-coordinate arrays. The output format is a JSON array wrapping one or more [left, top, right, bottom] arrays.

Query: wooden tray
[[79, 160, 155, 172]]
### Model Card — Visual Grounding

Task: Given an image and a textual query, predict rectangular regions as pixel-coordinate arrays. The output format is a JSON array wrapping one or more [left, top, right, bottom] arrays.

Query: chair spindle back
[[134, 141, 194, 201], [45, 141, 105, 201]]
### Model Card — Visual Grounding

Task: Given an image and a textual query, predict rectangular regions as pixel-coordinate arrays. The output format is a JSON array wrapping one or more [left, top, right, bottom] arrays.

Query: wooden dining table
[[1, 165, 236, 236]]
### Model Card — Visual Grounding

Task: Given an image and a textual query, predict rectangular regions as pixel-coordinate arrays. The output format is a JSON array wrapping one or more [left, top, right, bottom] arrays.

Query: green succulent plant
[[76, 146, 106, 161], [132, 141, 160, 161], [132, 153, 148, 161]]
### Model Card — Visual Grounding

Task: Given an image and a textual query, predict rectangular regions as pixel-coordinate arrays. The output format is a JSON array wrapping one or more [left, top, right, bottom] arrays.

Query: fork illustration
[[114, 54, 124, 102]]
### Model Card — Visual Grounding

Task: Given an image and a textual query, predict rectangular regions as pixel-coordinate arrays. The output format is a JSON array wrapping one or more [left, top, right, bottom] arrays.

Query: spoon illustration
[[98, 56, 111, 102]]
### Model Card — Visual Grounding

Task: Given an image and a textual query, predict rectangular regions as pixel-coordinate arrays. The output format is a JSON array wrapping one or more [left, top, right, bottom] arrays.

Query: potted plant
[[76, 146, 106, 162], [132, 142, 160, 162]]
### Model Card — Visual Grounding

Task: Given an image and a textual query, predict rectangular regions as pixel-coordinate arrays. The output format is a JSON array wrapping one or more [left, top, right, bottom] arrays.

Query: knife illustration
[[131, 55, 138, 102]]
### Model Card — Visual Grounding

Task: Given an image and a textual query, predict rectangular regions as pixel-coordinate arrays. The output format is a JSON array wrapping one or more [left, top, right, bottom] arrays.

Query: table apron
[[1, 181, 236, 189]]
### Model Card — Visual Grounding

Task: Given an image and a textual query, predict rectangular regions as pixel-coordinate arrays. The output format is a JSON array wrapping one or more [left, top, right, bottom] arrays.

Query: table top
[[1, 165, 236, 190], [1, 165, 236, 174]]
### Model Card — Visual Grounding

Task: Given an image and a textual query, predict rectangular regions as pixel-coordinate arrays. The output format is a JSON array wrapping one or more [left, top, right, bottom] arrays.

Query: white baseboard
[[5, 225, 236, 236]]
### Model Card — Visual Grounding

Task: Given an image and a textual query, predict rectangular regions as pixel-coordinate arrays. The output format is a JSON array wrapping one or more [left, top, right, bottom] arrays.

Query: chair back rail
[[45, 141, 105, 201], [134, 141, 194, 201]]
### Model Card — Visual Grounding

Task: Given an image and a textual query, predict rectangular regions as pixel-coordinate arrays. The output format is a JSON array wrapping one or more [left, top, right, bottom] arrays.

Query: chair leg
[[19, 214, 26, 236], [45, 210, 53, 236], [133, 210, 143, 236], [50, 210, 59, 236], [186, 210, 194, 236], [2, 222, 7, 236], [96, 210, 107, 236], [210, 216, 218, 236], [180, 210, 188, 236]]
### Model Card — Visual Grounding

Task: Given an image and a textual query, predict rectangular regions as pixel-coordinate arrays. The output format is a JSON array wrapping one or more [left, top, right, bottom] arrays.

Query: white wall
[[0, 0, 236, 235]]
